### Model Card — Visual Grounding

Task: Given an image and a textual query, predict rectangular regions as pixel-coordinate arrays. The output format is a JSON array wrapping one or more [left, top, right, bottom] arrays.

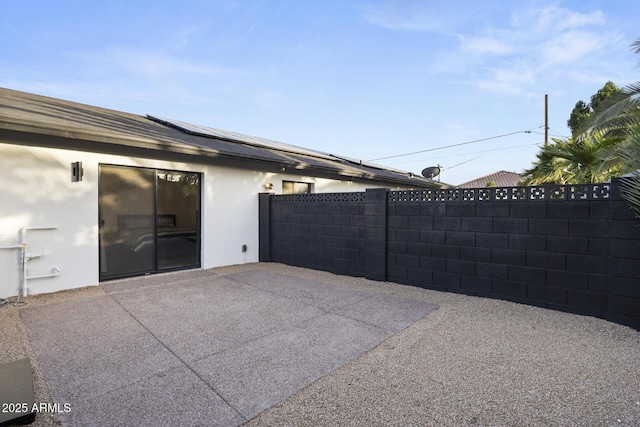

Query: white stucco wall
[[0, 143, 395, 298], [0, 144, 99, 298]]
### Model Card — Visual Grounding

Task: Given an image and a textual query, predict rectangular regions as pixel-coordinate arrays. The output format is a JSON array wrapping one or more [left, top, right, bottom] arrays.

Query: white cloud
[[437, 4, 623, 97], [83, 49, 224, 78], [474, 65, 539, 98], [361, 0, 462, 33], [459, 35, 514, 56], [533, 5, 606, 32], [540, 30, 611, 66], [363, 1, 621, 100], [362, 9, 440, 32]]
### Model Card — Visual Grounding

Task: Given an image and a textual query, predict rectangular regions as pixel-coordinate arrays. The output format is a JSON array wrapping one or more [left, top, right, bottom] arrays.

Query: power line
[[529, 130, 570, 138], [394, 142, 541, 165], [368, 130, 534, 162], [441, 143, 539, 171], [445, 156, 483, 170]]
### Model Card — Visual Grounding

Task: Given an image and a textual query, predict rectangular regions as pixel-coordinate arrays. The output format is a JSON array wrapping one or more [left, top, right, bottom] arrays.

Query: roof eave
[[0, 118, 438, 188]]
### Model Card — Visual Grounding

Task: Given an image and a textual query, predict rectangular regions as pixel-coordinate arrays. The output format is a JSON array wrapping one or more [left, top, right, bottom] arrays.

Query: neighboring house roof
[[0, 87, 442, 189], [457, 170, 523, 188]]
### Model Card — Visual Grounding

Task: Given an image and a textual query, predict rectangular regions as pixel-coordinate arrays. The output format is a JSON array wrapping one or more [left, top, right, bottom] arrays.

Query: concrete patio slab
[[20, 296, 182, 404], [19, 268, 438, 426], [63, 365, 244, 427], [110, 275, 328, 362], [334, 292, 437, 334], [191, 312, 390, 419]]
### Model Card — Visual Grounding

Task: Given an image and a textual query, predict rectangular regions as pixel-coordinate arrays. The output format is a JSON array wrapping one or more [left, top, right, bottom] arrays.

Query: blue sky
[[2, 0, 639, 185]]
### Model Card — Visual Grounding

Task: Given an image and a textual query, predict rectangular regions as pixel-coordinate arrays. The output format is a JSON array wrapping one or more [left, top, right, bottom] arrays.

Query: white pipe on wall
[[0, 228, 60, 297], [20, 227, 58, 296], [27, 268, 61, 281]]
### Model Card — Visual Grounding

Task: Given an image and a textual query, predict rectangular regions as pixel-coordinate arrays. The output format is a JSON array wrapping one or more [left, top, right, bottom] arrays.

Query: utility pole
[[545, 94, 549, 146]]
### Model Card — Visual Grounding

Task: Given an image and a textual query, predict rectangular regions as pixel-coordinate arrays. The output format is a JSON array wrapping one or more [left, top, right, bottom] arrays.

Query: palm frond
[[620, 174, 640, 218], [571, 37, 640, 217], [579, 94, 638, 137]]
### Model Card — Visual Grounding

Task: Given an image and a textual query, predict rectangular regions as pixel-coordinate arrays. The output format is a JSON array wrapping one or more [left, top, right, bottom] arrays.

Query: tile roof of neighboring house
[[457, 170, 524, 188], [0, 87, 443, 189]]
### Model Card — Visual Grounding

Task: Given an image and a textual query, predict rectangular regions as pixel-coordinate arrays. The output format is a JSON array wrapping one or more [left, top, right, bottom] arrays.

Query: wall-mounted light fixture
[[264, 182, 274, 190], [71, 162, 83, 182]]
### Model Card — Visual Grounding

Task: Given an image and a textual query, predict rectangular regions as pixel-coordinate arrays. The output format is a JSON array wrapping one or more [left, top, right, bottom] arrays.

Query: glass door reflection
[[156, 171, 200, 270]]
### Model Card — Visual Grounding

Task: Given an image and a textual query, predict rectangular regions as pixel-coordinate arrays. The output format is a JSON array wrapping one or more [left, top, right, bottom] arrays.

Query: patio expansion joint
[[106, 293, 248, 423], [226, 274, 376, 313], [225, 273, 430, 341]]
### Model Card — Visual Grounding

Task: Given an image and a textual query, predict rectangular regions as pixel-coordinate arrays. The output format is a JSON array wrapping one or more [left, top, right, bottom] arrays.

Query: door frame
[[98, 164, 202, 281]]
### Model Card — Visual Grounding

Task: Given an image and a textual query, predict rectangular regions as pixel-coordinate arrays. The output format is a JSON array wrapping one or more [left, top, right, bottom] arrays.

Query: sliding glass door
[[99, 165, 201, 280], [156, 171, 200, 270]]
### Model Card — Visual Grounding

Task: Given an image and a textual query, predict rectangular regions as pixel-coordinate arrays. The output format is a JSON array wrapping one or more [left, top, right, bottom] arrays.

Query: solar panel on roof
[[147, 115, 337, 161], [145, 115, 434, 185], [329, 154, 413, 175]]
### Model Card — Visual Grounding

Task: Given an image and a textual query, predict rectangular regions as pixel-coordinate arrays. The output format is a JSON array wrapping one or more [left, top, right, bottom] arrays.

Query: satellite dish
[[421, 166, 441, 179]]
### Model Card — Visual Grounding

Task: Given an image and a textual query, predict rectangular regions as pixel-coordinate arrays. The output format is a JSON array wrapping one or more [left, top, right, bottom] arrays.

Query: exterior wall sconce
[[264, 182, 274, 190], [71, 162, 83, 182]]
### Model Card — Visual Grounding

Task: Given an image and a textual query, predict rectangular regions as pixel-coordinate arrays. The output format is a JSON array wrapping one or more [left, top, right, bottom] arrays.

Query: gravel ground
[[2, 262, 640, 427]]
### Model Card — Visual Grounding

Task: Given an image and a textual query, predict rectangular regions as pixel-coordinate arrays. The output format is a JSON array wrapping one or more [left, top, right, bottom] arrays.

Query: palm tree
[[579, 38, 640, 217], [522, 133, 625, 185], [522, 141, 574, 185]]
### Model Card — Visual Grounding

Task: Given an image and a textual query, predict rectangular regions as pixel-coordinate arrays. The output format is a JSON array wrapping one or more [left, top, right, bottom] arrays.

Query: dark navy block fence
[[259, 179, 640, 330]]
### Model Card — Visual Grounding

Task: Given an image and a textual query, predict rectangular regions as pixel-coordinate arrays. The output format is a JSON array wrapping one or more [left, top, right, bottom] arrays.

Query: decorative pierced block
[[548, 186, 566, 200], [350, 193, 365, 202], [446, 190, 460, 202], [569, 185, 589, 200], [423, 190, 435, 202], [592, 184, 610, 199], [511, 187, 527, 200], [405, 191, 421, 202], [529, 186, 545, 200], [477, 189, 491, 201], [273, 183, 609, 204], [495, 188, 509, 200], [273, 192, 365, 203], [433, 190, 447, 202], [462, 189, 476, 201]]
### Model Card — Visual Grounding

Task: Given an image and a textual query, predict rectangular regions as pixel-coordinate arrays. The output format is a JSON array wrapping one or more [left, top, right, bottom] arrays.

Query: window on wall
[[282, 181, 312, 194]]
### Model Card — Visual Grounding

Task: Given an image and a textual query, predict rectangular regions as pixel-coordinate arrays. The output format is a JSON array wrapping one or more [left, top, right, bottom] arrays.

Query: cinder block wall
[[261, 189, 386, 280], [259, 180, 640, 330]]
